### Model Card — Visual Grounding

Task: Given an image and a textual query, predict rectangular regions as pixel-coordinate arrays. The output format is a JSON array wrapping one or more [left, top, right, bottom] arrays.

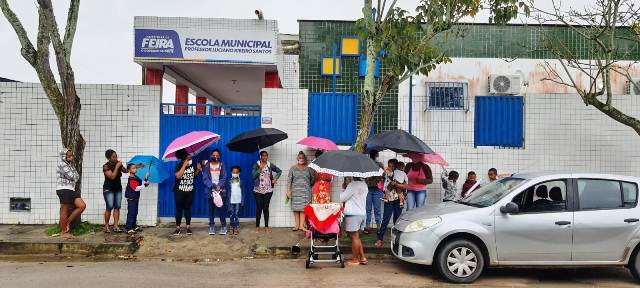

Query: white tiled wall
[[0, 83, 160, 226], [260, 88, 309, 227], [282, 55, 300, 89], [398, 69, 640, 203]]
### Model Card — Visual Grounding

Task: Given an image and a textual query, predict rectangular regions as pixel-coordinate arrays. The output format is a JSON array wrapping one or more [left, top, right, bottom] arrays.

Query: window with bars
[[425, 82, 468, 111]]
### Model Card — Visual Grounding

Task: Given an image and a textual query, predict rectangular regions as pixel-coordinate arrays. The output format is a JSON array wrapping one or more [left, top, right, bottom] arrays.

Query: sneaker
[[219, 227, 227, 235], [134, 227, 143, 232], [208, 226, 216, 235], [127, 229, 136, 235], [173, 228, 181, 235], [186, 228, 193, 235]]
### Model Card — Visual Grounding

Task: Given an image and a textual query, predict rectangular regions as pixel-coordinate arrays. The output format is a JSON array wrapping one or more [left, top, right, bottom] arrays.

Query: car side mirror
[[500, 202, 519, 214]]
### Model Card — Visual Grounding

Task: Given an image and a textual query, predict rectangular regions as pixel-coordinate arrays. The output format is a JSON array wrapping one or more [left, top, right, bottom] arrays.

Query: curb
[[0, 237, 142, 257], [253, 244, 392, 258]]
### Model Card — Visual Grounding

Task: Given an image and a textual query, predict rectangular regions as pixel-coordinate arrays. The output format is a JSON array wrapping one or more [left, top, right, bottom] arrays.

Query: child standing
[[125, 164, 149, 234], [228, 166, 243, 235], [441, 169, 459, 202]]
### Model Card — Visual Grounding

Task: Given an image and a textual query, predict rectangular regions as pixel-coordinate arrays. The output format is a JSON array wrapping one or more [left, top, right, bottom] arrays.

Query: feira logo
[[140, 36, 174, 53]]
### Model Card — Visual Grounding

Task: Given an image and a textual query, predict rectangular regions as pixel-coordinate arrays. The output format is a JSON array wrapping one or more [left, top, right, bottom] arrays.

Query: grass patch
[[45, 222, 100, 237]]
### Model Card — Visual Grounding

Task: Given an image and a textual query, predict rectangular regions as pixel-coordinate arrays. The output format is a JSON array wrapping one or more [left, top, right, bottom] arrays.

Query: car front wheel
[[436, 239, 485, 284]]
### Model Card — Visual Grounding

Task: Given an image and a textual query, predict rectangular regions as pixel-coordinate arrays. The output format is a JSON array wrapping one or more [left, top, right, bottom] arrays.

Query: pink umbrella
[[403, 152, 449, 167], [162, 131, 221, 161], [297, 136, 339, 151]]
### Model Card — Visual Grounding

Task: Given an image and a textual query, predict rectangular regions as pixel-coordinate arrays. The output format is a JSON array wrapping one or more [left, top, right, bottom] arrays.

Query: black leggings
[[254, 192, 273, 227], [174, 192, 193, 226]]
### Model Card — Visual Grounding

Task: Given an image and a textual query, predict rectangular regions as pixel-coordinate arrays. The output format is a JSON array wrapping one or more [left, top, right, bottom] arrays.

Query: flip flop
[[291, 228, 299, 231], [345, 260, 361, 267], [360, 258, 369, 265]]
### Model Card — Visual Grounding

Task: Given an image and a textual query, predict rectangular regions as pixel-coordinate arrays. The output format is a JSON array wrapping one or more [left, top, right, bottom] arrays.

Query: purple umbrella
[[162, 131, 221, 161]]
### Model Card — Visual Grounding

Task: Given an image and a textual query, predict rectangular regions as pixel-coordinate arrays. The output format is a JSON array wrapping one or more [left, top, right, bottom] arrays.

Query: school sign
[[134, 28, 277, 64]]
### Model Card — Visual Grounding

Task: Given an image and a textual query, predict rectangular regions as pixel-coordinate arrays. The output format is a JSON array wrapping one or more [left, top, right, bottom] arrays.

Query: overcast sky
[[0, 0, 582, 85]]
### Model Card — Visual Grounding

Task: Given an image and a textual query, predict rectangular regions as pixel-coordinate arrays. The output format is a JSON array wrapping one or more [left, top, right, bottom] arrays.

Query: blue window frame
[[359, 55, 380, 77], [474, 96, 524, 148], [308, 93, 357, 145], [425, 82, 468, 111]]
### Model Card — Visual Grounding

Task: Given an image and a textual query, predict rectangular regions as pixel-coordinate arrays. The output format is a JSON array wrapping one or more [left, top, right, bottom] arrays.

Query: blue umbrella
[[127, 155, 169, 183]]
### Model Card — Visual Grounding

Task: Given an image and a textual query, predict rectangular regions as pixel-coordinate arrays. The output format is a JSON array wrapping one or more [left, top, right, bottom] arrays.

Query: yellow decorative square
[[341, 38, 359, 56], [321, 57, 340, 75]]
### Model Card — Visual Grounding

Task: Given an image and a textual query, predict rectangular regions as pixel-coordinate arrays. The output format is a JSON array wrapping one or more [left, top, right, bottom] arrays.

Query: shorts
[[344, 215, 366, 232], [56, 189, 80, 205], [103, 190, 122, 210]]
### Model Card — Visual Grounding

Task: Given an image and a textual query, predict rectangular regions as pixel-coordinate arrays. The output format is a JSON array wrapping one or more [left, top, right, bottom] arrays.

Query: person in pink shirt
[[403, 159, 433, 210]]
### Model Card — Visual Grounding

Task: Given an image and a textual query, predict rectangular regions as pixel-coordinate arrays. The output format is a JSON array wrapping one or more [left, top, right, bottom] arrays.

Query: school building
[[1, 16, 639, 227]]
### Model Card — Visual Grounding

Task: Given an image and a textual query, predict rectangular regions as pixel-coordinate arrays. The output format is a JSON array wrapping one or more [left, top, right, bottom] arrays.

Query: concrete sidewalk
[[0, 223, 392, 261]]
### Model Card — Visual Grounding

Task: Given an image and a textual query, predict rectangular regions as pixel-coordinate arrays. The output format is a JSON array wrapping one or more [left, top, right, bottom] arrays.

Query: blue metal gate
[[159, 104, 260, 219], [308, 92, 358, 145]]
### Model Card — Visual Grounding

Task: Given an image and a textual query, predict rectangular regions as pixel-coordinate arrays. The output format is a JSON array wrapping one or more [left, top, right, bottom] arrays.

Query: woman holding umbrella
[[201, 149, 229, 235], [404, 159, 433, 210], [173, 149, 202, 236], [252, 151, 282, 233]]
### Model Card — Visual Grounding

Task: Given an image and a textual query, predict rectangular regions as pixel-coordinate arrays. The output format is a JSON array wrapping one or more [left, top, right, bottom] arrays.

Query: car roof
[[511, 171, 640, 183]]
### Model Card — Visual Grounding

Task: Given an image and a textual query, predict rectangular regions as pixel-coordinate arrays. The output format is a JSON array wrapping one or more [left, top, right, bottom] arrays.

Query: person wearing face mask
[[202, 149, 228, 235], [252, 151, 282, 233], [173, 149, 202, 236], [227, 166, 243, 235], [287, 151, 314, 232]]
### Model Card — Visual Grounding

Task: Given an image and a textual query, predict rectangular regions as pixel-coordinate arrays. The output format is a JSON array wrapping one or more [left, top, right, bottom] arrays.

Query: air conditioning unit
[[488, 74, 521, 95], [627, 79, 640, 95]]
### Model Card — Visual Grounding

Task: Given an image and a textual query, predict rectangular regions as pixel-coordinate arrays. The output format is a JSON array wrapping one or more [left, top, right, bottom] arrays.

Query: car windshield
[[459, 177, 526, 207]]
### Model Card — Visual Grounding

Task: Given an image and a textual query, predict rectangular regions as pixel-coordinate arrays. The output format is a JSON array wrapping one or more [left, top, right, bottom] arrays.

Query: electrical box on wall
[[10, 197, 30, 212]]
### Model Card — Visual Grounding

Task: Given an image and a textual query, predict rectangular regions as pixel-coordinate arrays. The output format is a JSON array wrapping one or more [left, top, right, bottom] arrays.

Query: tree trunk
[[354, 73, 396, 152], [354, 0, 377, 153]]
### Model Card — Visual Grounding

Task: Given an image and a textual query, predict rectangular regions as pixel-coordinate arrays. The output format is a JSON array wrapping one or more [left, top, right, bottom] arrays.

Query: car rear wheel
[[436, 239, 485, 284], [629, 248, 640, 282]]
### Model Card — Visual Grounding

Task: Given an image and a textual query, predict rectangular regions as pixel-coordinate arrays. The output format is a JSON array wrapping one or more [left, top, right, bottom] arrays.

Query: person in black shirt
[[173, 149, 202, 235], [102, 149, 128, 233]]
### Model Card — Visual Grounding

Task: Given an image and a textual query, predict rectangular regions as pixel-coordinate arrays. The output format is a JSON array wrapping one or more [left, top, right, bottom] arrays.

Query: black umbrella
[[226, 128, 288, 153], [308, 150, 383, 178], [366, 129, 434, 154]]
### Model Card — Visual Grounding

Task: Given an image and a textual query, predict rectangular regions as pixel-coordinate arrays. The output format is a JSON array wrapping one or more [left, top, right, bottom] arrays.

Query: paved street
[[0, 259, 637, 287]]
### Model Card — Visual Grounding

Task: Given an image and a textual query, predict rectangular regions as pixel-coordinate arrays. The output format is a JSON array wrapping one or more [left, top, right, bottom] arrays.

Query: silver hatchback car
[[392, 172, 640, 283]]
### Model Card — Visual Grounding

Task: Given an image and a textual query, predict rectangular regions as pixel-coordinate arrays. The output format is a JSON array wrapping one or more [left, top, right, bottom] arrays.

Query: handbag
[[212, 191, 223, 208]]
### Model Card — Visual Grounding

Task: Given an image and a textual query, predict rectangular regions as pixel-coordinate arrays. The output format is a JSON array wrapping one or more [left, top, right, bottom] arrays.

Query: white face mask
[[186, 160, 192, 166], [232, 173, 240, 178]]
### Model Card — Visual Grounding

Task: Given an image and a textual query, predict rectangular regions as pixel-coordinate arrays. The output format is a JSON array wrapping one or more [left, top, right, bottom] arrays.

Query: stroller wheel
[[305, 259, 310, 269], [339, 253, 345, 268]]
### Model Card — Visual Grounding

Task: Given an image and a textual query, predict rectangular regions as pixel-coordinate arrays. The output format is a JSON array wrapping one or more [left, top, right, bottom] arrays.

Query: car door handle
[[624, 218, 639, 223], [555, 221, 571, 225]]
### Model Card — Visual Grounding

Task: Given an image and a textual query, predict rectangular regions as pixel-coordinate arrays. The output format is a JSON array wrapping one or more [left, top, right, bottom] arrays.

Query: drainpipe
[[408, 75, 413, 134]]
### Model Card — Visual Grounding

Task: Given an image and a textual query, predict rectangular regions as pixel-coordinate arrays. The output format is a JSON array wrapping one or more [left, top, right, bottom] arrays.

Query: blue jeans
[[229, 203, 240, 229], [406, 190, 427, 210], [125, 198, 139, 230], [208, 198, 227, 228], [377, 199, 402, 241], [366, 188, 383, 226], [103, 190, 122, 211]]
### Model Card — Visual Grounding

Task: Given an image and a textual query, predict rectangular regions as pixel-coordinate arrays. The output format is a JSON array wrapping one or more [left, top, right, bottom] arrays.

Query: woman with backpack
[[404, 159, 433, 210], [252, 150, 282, 233]]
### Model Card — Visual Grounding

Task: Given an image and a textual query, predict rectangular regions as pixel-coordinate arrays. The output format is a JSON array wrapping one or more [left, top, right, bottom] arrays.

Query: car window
[[577, 179, 623, 210], [622, 182, 638, 208], [511, 180, 567, 213], [460, 177, 525, 207]]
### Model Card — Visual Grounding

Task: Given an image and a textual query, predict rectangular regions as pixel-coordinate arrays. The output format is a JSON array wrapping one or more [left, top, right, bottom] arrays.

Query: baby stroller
[[303, 203, 345, 268]]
